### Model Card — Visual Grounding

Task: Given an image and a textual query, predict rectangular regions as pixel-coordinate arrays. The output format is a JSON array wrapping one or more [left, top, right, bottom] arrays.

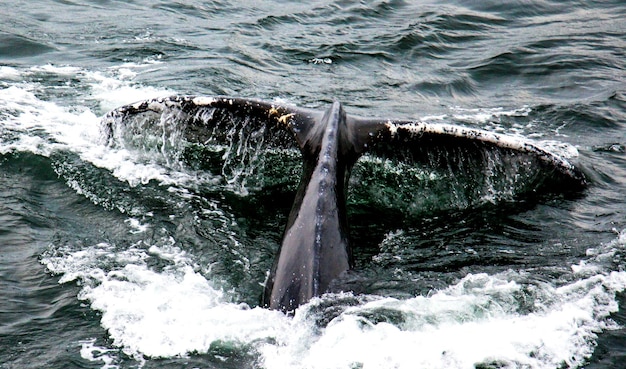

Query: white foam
[[84, 264, 290, 358], [43, 241, 291, 359], [538, 139, 580, 159], [262, 271, 626, 369], [29, 64, 82, 75], [0, 83, 159, 190], [419, 106, 530, 124], [421, 105, 537, 138], [0, 65, 216, 192], [0, 65, 22, 80], [79, 338, 120, 369], [124, 218, 150, 234], [87, 69, 172, 113], [573, 229, 626, 276], [43, 233, 626, 369], [450, 105, 532, 124]]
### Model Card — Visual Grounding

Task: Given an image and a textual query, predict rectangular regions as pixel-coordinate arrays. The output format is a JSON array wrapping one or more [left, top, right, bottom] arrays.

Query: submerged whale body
[[102, 96, 586, 313]]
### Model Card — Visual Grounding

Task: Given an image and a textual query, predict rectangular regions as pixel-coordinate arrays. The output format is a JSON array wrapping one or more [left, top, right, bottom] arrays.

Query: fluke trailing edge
[[102, 96, 586, 313]]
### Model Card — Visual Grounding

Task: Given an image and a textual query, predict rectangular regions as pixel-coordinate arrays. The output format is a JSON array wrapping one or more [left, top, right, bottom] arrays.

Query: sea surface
[[1, 1, 625, 368]]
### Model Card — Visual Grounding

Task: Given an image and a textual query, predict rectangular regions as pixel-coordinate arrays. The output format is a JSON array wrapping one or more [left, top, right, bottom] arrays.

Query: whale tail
[[102, 96, 585, 192], [102, 96, 586, 313]]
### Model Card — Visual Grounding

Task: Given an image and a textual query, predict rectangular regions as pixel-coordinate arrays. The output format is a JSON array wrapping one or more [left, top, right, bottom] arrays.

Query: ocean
[[1, 0, 625, 368]]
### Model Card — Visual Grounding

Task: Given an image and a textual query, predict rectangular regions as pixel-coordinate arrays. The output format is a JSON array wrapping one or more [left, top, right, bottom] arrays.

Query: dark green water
[[1, 1, 625, 368]]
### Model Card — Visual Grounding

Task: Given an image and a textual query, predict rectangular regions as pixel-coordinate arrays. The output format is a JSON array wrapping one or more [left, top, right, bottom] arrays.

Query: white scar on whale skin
[[192, 96, 218, 106]]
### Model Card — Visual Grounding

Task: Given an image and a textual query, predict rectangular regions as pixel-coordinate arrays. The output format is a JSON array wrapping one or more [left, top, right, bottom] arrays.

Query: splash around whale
[[101, 96, 586, 313]]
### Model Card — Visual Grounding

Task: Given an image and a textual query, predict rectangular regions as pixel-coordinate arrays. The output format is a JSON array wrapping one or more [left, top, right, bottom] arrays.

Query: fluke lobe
[[102, 96, 587, 313]]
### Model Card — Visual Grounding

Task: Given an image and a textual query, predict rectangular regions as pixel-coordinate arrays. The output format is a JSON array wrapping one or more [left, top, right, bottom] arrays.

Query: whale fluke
[[102, 96, 586, 313]]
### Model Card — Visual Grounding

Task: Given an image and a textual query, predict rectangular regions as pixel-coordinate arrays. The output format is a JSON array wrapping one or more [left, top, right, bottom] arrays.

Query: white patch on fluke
[[192, 96, 218, 106]]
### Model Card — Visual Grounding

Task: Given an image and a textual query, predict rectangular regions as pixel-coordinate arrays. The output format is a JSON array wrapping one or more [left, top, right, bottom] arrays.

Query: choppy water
[[1, 1, 625, 368]]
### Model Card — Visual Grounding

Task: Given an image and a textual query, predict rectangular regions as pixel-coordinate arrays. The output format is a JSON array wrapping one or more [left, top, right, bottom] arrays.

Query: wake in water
[[1, 64, 624, 369]]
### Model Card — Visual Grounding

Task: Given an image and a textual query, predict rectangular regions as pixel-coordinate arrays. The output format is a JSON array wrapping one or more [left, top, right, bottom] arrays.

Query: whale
[[102, 96, 586, 313]]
